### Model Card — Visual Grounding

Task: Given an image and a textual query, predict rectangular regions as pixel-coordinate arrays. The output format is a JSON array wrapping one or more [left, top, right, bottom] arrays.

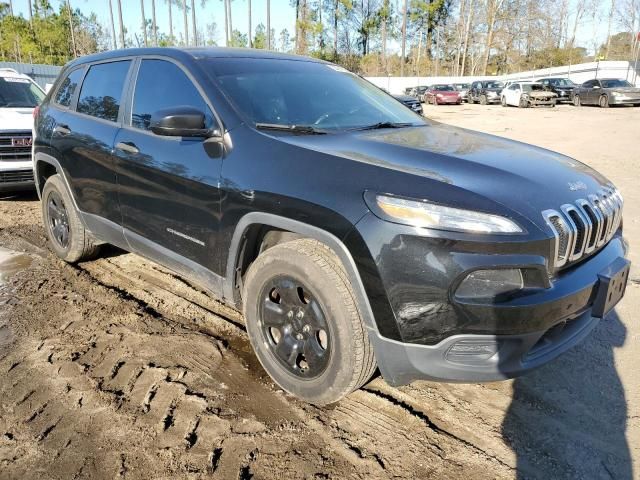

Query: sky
[[9, 0, 611, 54]]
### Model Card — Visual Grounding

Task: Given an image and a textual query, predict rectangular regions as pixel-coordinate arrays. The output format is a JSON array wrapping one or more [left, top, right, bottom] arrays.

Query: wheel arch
[[224, 212, 379, 335]]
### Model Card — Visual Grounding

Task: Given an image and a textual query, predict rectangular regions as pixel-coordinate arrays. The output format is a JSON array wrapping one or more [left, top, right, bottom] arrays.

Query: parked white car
[[501, 81, 557, 108], [0, 68, 45, 193]]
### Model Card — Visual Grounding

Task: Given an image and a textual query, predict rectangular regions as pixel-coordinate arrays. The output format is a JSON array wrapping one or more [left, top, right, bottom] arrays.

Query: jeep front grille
[[543, 187, 623, 269]]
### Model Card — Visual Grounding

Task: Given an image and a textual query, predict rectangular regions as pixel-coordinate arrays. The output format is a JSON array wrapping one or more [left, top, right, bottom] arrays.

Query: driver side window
[[131, 59, 215, 131]]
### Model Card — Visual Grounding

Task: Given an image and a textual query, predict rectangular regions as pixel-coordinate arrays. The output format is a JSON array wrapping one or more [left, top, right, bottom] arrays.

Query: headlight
[[612, 91, 620, 97], [369, 194, 523, 234]]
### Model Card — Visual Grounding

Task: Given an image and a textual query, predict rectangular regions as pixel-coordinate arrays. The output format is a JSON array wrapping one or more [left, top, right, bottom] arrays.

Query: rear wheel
[[599, 95, 609, 108], [41, 174, 100, 263], [243, 238, 377, 405]]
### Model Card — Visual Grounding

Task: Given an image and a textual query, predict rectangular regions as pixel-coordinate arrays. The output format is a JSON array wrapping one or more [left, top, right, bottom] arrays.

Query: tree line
[[1, 0, 639, 76]]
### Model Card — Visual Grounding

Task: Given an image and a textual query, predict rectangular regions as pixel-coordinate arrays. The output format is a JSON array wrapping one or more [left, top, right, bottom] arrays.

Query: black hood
[[277, 122, 611, 230]]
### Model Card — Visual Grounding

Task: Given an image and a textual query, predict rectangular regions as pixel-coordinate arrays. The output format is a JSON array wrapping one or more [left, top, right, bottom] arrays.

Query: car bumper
[[0, 168, 35, 192], [435, 97, 462, 104], [609, 97, 640, 105], [371, 309, 601, 385], [352, 214, 629, 384]]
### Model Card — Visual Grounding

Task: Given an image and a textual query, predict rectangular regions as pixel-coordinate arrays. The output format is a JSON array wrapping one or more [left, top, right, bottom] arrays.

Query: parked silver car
[[572, 79, 640, 107]]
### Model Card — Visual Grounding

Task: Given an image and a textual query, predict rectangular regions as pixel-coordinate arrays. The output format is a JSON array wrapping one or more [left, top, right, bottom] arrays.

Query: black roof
[[66, 47, 328, 69]]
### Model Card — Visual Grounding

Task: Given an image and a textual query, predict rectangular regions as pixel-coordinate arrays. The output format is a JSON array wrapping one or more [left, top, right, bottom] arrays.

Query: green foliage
[[229, 29, 248, 48], [0, 4, 107, 65], [253, 23, 267, 49]]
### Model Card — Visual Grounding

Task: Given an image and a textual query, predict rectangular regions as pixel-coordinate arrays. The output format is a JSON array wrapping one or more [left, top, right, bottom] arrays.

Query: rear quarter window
[[54, 68, 84, 107]]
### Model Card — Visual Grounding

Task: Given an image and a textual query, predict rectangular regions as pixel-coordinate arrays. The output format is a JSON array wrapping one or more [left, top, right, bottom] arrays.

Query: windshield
[[522, 84, 544, 92], [454, 84, 469, 90], [601, 79, 632, 88], [549, 78, 575, 87], [0, 77, 45, 108], [433, 84, 455, 91], [485, 81, 504, 89], [204, 58, 424, 131]]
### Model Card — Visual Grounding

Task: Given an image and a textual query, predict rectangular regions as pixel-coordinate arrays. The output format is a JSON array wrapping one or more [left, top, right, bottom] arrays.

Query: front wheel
[[501, 96, 507, 107], [479, 95, 488, 105], [41, 174, 100, 263], [243, 239, 377, 405], [599, 95, 609, 108], [573, 95, 581, 107], [519, 96, 529, 108]]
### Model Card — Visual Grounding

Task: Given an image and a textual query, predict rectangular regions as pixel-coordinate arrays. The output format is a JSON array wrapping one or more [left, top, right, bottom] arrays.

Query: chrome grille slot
[[543, 187, 623, 269]]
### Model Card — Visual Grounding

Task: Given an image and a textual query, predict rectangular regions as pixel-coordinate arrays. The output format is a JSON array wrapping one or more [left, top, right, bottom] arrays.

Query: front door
[[113, 58, 224, 286]]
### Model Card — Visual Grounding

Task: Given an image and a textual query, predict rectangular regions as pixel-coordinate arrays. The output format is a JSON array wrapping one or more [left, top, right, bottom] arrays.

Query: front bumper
[[0, 169, 35, 192], [610, 96, 640, 105], [350, 213, 629, 385], [372, 310, 600, 385]]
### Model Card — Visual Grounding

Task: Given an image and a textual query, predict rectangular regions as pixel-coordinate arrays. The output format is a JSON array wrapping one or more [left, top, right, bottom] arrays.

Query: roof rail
[[0, 68, 20, 74]]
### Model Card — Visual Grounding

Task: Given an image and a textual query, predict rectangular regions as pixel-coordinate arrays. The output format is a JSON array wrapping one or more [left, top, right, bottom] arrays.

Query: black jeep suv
[[33, 48, 630, 405]]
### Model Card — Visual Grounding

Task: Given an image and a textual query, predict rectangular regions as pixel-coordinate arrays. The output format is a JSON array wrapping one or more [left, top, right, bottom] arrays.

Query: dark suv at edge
[[33, 48, 630, 405]]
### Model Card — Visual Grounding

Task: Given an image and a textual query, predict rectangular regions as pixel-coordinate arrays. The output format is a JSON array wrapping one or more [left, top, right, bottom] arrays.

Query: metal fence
[[367, 60, 640, 94], [0, 62, 62, 89]]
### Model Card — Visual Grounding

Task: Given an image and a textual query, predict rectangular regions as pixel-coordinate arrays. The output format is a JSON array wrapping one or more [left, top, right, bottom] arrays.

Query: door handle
[[53, 124, 71, 135], [115, 141, 139, 155]]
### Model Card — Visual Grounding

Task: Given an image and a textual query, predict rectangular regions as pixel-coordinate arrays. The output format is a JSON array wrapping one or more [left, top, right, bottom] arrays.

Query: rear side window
[[54, 68, 84, 107], [76, 61, 131, 122], [131, 59, 214, 131]]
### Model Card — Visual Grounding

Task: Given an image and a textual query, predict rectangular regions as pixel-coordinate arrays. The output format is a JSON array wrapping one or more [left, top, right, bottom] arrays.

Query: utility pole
[[267, 0, 271, 49], [152, 0, 158, 46], [108, 0, 118, 50], [141, 0, 148, 47], [117, 0, 126, 48], [183, 0, 189, 45], [401, 0, 407, 77], [67, 1, 77, 57], [248, 0, 252, 48], [191, 0, 196, 46]]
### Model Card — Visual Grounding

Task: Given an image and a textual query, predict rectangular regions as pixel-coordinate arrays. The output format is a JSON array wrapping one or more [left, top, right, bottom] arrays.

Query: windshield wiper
[[354, 121, 418, 131], [255, 123, 326, 135]]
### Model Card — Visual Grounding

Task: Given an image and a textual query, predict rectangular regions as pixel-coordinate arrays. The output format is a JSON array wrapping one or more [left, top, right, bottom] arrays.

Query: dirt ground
[[0, 103, 638, 479]]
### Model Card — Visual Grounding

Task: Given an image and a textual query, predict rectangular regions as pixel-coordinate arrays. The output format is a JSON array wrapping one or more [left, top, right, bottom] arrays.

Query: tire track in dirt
[[1, 210, 517, 478]]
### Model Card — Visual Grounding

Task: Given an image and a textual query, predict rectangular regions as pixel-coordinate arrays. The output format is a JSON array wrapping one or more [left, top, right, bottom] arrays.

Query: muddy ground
[[0, 104, 638, 479]]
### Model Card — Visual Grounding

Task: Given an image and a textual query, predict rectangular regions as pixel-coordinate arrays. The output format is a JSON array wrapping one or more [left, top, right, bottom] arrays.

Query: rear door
[[52, 59, 133, 227], [114, 57, 224, 281]]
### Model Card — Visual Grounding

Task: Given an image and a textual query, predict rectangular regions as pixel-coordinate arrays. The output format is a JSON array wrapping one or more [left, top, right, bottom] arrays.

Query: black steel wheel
[[259, 276, 331, 379], [41, 174, 100, 263], [47, 190, 70, 249], [243, 238, 377, 405]]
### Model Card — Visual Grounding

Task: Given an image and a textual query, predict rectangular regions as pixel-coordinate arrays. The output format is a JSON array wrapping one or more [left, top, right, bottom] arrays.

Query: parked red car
[[424, 84, 462, 105]]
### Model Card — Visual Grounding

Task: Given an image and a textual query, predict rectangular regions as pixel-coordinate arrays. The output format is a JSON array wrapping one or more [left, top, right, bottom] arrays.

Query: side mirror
[[150, 106, 217, 138]]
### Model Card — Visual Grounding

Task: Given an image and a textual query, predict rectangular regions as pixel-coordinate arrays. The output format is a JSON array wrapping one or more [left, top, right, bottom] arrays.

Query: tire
[[243, 238, 377, 405], [479, 95, 488, 105], [41, 174, 100, 263], [501, 96, 507, 107], [573, 95, 581, 107], [599, 95, 609, 108], [518, 96, 529, 108]]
